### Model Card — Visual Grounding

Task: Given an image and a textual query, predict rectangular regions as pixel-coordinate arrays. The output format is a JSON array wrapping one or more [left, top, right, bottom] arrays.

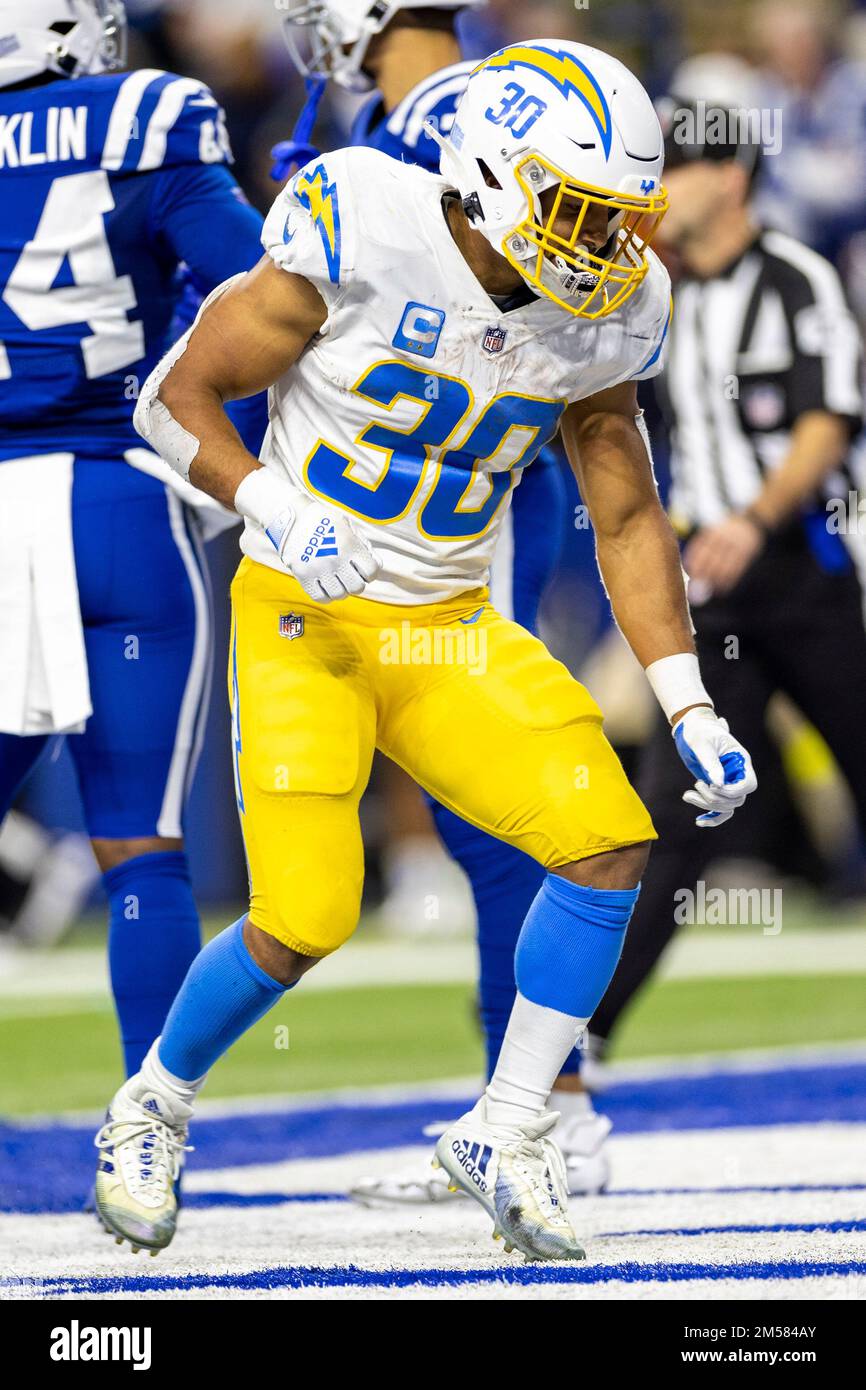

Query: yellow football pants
[[229, 557, 655, 956]]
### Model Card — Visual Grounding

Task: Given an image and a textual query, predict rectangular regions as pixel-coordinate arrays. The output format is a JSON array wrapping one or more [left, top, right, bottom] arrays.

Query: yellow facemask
[[505, 154, 669, 320]]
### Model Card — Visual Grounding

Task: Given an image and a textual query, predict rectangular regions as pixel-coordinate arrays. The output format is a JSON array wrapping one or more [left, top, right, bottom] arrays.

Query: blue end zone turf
[[2, 1058, 866, 1215]]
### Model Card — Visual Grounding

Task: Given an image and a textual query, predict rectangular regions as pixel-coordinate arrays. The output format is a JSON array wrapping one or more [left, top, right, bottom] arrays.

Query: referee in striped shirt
[[591, 95, 866, 1056]]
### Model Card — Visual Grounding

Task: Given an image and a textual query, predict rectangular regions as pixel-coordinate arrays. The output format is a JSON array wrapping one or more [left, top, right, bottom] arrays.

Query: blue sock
[[516, 874, 641, 1019], [430, 802, 582, 1079], [157, 918, 287, 1081], [105, 851, 201, 1076]]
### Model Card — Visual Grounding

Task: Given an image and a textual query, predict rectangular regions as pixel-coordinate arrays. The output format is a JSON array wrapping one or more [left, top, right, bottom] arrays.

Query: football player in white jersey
[[95, 41, 757, 1262], [277, 0, 614, 1204]]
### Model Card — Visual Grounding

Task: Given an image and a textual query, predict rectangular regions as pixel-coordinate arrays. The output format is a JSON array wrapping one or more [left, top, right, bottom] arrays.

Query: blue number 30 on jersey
[[303, 360, 564, 541]]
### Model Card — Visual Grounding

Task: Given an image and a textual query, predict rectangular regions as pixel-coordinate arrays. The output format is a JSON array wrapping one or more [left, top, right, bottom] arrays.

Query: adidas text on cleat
[[434, 1101, 586, 1263], [94, 1080, 192, 1254]]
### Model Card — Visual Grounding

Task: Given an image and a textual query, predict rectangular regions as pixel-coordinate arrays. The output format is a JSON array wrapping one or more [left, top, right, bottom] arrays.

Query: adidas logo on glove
[[300, 518, 339, 564]]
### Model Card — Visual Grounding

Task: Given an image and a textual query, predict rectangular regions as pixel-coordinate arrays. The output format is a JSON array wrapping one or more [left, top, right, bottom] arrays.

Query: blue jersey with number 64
[[0, 69, 264, 462]]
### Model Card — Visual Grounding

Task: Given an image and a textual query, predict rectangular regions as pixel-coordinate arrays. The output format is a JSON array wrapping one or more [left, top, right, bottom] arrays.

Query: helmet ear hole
[[476, 158, 502, 191]]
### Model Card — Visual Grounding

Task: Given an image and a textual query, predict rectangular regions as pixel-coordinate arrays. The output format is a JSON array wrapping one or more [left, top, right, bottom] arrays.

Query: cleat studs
[[504, 1243, 514, 1254], [447, 1184, 458, 1193], [431, 1158, 440, 1170], [130, 1244, 140, 1254], [114, 1236, 123, 1245], [149, 1249, 159, 1258]]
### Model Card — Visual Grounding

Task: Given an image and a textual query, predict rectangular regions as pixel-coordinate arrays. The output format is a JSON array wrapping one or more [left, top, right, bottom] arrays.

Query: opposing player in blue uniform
[[0, 1, 265, 1080], [275, 0, 610, 1198]]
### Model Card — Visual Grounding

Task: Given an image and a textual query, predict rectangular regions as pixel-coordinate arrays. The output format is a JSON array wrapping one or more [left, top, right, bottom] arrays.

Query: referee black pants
[[592, 529, 866, 1045]]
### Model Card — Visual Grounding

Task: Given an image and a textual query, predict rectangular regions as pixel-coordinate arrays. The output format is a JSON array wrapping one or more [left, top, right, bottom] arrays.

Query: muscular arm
[[156, 258, 327, 509], [562, 381, 695, 675], [563, 382, 758, 814]]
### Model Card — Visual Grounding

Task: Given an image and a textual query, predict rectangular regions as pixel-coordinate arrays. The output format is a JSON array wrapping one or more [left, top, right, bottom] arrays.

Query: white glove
[[235, 470, 380, 603], [275, 498, 381, 602], [672, 707, 758, 827]]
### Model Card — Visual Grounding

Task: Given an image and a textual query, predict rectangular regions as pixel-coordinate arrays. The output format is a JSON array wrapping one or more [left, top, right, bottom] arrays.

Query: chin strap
[[270, 72, 328, 182]]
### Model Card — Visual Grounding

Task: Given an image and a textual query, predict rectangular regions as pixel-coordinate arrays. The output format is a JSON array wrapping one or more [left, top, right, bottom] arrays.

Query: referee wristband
[[645, 653, 714, 725]]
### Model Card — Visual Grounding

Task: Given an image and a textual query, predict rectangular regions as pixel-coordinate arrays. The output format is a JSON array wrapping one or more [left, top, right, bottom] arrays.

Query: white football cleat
[[350, 1160, 462, 1207], [349, 1122, 463, 1206], [434, 1100, 586, 1262], [93, 1077, 192, 1254], [558, 1109, 612, 1196], [350, 1108, 611, 1206]]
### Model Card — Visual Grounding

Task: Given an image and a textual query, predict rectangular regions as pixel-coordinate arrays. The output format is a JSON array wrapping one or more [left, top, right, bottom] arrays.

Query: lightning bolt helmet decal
[[473, 44, 613, 160]]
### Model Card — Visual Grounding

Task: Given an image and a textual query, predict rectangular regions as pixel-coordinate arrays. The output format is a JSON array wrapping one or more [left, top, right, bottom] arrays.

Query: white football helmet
[[281, 0, 482, 93], [0, 0, 126, 90], [428, 40, 669, 319]]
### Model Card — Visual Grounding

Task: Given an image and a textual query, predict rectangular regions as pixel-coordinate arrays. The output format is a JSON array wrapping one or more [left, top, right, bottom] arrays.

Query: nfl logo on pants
[[279, 613, 304, 640]]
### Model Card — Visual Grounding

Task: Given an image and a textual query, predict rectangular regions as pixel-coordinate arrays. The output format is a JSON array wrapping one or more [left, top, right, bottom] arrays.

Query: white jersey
[[244, 146, 671, 604]]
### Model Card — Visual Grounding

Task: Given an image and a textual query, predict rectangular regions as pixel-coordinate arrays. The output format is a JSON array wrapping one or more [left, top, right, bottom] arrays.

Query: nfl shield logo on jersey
[[278, 613, 305, 640], [482, 325, 507, 355], [741, 383, 785, 430]]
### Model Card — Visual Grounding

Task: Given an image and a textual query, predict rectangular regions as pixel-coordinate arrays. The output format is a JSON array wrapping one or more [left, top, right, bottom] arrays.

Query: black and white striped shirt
[[659, 229, 863, 530]]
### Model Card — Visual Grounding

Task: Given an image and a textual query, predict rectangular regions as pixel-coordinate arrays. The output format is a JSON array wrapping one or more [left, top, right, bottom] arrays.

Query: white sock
[[485, 993, 589, 1129], [135, 1039, 207, 1116]]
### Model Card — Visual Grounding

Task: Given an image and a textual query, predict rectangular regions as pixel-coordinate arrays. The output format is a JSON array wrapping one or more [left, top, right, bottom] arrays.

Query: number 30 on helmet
[[426, 40, 669, 320]]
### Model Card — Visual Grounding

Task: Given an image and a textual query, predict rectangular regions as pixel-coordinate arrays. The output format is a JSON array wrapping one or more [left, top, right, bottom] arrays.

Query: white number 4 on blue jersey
[[1, 169, 143, 382]]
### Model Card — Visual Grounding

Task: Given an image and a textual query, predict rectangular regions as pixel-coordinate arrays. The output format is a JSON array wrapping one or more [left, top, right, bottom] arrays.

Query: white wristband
[[645, 653, 713, 724], [234, 468, 296, 549]]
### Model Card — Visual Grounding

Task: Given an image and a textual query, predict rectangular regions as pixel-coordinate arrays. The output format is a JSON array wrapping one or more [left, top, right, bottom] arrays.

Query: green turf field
[[2, 969, 864, 1116]]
